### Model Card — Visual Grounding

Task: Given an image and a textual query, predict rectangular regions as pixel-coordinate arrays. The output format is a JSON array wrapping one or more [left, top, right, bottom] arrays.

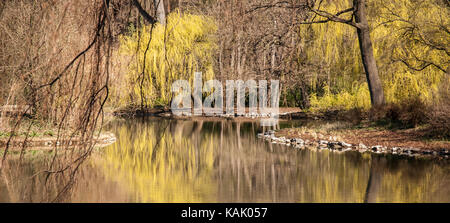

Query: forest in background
[[111, 0, 449, 111], [0, 0, 448, 137], [0, 0, 448, 202]]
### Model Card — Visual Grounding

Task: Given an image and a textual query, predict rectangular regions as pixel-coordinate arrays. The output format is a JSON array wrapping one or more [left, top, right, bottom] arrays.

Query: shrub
[[309, 82, 371, 111], [426, 78, 450, 139]]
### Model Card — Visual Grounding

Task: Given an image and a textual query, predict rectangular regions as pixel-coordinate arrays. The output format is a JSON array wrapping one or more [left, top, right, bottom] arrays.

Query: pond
[[1, 118, 449, 202]]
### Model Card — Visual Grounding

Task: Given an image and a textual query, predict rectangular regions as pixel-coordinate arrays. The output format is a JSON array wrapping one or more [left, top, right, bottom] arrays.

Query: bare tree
[[302, 0, 386, 107], [0, 0, 165, 202]]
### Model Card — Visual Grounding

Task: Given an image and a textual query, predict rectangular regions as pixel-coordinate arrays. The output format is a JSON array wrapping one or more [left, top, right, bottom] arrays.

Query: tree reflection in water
[[1, 118, 449, 202]]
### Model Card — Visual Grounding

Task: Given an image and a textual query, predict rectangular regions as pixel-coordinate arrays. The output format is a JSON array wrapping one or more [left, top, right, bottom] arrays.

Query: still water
[[1, 118, 449, 202]]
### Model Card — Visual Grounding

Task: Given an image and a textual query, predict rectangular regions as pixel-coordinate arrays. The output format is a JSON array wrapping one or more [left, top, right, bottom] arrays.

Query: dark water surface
[[1, 118, 449, 202]]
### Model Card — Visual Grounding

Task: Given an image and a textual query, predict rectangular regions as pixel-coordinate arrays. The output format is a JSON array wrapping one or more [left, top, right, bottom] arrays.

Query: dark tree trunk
[[353, 0, 385, 107], [364, 156, 382, 203]]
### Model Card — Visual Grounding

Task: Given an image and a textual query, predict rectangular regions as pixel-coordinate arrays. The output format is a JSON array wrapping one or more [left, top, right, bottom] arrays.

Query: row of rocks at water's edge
[[257, 130, 450, 159]]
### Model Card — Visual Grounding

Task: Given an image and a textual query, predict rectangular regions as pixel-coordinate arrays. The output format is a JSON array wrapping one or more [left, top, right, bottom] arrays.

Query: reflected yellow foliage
[[374, 158, 450, 203], [1, 120, 448, 203], [96, 120, 217, 202], [90, 119, 450, 203]]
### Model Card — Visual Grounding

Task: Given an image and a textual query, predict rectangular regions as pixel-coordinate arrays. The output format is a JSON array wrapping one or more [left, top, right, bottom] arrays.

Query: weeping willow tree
[[372, 0, 449, 105], [116, 11, 217, 108], [305, 0, 449, 111]]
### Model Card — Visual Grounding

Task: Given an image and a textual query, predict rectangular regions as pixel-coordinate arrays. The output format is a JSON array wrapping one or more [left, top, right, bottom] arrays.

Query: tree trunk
[[364, 156, 385, 203], [153, 0, 166, 25], [354, 0, 385, 107]]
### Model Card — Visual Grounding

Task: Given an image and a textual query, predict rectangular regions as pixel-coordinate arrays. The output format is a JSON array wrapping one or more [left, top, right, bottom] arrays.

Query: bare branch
[[395, 58, 447, 73], [302, 6, 359, 28], [245, 1, 308, 14], [132, 0, 157, 24]]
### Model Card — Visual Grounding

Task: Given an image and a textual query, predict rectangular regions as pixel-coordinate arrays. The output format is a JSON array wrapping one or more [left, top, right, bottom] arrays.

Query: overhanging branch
[[132, 0, 157, 24], [301, 6, 360, 28]]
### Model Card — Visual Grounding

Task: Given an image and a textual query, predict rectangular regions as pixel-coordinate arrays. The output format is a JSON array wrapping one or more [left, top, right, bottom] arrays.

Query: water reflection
[[1, 118, 449, 202]]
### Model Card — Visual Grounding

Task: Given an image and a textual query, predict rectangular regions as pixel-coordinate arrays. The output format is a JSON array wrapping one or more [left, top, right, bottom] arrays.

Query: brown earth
[[0, 132, 116, 151], [276, 127, 449, 151]]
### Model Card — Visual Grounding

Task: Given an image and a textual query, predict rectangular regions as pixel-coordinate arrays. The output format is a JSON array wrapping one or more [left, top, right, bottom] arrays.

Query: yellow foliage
[[116, 11, 217, 107], [310, 82, 371, 111], [308, 0, 448, 111]]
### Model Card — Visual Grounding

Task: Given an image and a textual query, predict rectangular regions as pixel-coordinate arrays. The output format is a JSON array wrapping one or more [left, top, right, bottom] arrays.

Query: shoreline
[[112, 107, 305, 117], [258, 130, 449, 160], [4, 107, 447, 157], [0, 132, 116, 151], [112, 107, 449, 159]]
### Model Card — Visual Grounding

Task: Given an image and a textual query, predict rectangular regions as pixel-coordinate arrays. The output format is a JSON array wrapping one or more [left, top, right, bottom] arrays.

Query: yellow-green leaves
[[118, 11, 217, 108], [308, 0, 448, 111]]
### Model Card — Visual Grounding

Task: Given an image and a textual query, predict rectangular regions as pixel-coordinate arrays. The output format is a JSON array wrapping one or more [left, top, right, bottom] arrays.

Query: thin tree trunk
[[153, 0, 166, 25], [166, 0, 171, 13], [354, 0, 385, 107]]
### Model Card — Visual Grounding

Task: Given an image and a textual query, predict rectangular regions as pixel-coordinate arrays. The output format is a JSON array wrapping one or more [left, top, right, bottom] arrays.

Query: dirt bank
[[262, 126, 449, 159], [0, 132, 116, 151]]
